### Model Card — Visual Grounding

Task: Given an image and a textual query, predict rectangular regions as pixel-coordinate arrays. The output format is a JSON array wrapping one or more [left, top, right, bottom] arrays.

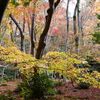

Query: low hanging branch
[[36, 0, 60, 59], [0, 0, 9, 24], [9, 14, 24, 51]]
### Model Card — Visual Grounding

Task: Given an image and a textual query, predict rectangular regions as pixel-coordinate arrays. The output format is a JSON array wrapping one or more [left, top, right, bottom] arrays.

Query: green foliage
[[78, 82, 90, 89], [43, 52, 83, 83], [0, 95, 10, 100], [0, 46, 82, 78], [92, 31, 100, 44], [0, 46, 100, 88], [47, 88, 57, 96], [10, 0, 32, 7], [19, 73, 55, 100], [10, 0, 19, 7], [0, 45, 36, 77], [53, 80, 63, 87], [23, 0, 32, 7], [86, 55, 95, 62], [77, 72, 100, 88], [43, 52, 81, 73], [0, 92, 15, 100], [96, 14, 100, 20]]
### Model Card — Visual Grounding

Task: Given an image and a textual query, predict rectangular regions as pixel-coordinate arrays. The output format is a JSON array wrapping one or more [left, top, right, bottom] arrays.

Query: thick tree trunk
[[0, 0, 9, 24], [36, 0, 60, 59], [9, 14, 24, 51], [73, 0, 79, 53], [36, 9, 53, 59], [66, 0, 70, 51]]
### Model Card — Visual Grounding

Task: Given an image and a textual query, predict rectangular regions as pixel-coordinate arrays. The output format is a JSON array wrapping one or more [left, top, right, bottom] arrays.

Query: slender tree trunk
[[0, 28, 6, 44], [0, 0, 9, 24], [9, 21, 14, 42], [80, 16, 84, 45], [77, 0, 80, 53], [22, 16, 25, 33], [36, 0, 60, 59], [14, 27, 17, 42], [30, 14, 35, 56], [22, 15, 26, 52], [10, 32, 14, 42], [66, 0, 70, 51], [77, 0, 80, 32], [9, 14, 24, 51]]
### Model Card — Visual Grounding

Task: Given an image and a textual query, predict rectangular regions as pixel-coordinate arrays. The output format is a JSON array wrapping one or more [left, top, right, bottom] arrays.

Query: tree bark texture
[[36, 0, 60, 59]]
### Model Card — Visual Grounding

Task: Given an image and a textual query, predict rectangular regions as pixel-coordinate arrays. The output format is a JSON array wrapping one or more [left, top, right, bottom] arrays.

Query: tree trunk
[[77, 0, 80, 53], [0, 0, 9, 24], [36, 0, 60, 59], [10, 32, 14, 42], [66, 0, 70, 51], [9, 21, 14, 42], [80, 16, 84, 45], [73, 0, 79, 53], [14, 27, 17, 42], [0, 28, 6, 44], [77, 0, 80, 32], [30, 14, 35, 56], [9, 14, 24, 51], [22, 16, 26, 52], [22, 16, 25, 33]]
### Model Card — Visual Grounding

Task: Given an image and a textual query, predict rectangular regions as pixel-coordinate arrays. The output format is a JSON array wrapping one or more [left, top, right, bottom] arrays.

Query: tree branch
[[9, 14, 24, 51]]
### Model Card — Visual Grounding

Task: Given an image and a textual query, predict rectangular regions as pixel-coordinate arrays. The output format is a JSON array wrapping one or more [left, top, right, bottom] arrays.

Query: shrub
[[0, 95, 8, 100], [0, 93, 15, 100], [47, 88, 57, 96], [78, 82, 90, 89], [19, 73, 55, 100], [53, 80, 63, 87]]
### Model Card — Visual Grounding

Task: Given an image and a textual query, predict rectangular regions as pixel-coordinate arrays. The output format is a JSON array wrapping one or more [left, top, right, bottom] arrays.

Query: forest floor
[[0, 80, 100, 100], [55, 82, 100, 100]]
